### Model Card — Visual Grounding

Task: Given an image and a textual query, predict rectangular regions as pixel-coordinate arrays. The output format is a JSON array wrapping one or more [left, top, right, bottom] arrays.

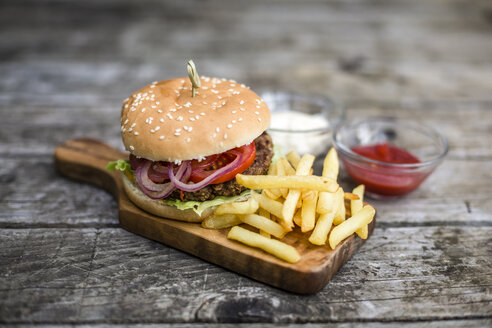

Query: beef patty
[[168, 132, 273, 201]]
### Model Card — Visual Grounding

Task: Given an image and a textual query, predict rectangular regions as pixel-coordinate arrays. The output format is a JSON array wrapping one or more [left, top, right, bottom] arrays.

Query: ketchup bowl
[[333, 117, 448, 199]]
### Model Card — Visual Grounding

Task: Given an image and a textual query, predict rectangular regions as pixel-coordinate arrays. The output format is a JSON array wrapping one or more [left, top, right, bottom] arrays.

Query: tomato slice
[[189, 142, 256, 184]]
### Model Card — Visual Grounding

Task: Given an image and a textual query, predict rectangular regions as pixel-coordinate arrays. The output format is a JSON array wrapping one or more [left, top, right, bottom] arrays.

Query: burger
[[107, 63, 272, 222]]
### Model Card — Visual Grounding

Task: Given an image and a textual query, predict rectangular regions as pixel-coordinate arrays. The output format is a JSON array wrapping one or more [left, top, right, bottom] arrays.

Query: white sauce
[[270, 111, 330, 156]]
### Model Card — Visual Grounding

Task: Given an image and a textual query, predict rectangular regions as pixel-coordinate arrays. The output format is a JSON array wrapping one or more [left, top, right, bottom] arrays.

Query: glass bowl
[[262, 91, 345, 157], [333, 117, 449, 199]]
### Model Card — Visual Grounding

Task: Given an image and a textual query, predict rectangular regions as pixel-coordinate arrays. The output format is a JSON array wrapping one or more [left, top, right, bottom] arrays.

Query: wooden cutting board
[[54, 138, 376, 294]]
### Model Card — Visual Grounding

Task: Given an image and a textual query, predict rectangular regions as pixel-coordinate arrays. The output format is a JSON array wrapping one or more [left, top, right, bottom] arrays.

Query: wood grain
[[1, 0, 492, 325], [54, 138, 375, 294]]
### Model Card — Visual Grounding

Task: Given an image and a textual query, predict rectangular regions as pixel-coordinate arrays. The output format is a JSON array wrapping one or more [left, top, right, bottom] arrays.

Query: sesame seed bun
[[121, 77, 270, 161]]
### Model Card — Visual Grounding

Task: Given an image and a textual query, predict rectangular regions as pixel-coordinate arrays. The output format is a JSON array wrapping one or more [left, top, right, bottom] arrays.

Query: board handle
[[54, 138, 128, 198]]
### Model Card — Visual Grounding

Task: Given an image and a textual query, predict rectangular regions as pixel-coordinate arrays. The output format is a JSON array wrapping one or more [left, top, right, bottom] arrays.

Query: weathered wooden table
[[1, 0, 491, 326]]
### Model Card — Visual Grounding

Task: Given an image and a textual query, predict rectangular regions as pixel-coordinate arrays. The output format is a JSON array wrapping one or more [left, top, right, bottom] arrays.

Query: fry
[[236, 174, 338, 192], [309, 212, 335, 245], [333, 188, 346, 225], [328, 205, 375, 249], [293, 209, 302, 227], [351, 185, 368, 239], [228, 226, 300, 263], [317, 190, 337, 214], [280, 157, 297, 175], [258, 208, 270, 220], [215, 197, 259, 215], [322, 148, 339, 180], [317, 148, 340, 215], [275, 159, 288, 197], [286, 151, 301, 169], [301, 190, 317, 232], [252, 191, 284, 219], [202, 214, 241, 229], [282, 154, 315, 230], [260, 230, 271, 238], [241, 214, 287, 239], [263, 188, 281, 200], [344, 192, 360, 200]]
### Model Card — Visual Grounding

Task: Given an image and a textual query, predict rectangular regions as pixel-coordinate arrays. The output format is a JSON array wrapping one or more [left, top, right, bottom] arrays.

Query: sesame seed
[[230, 83, 236, 87], [131, 123, 136, 127], [227, 124, 232, 129], [238, 117, 243, 121], [240, 107, 245, 111], [189, 127, 193, 131], [186, 138, 191, 143], [151, 105, 156, 109], [220, 141, 224, 147], [158, 109, 163, 113], [159, 136, 165, 140], [124, 104, 129, 109], [232, 120, 236, 123], [239, 100, 245, 105], [256, 105, 260, 109], [255, 111, 259, 115], [228, 89, 234, 92], [156, 101, 160, 105], [142, 108, 146, 112], [183, 102, 192, 108], [155, 126, 160, 131], [224, 133, 228, 139], [181, 80, 185, 83], [211, 89, 219, 94], [195, 115, 200, 120], [212, 133, 217, 138], [169, 108, 176, 112], [216, 127, 220, 132], [130, 145, 135, 150], [176, 128, 182, 132], [190, 117, 195, 121], [258, 118, 262, 122], [160, 118, 164, 123], [200, 112, 206, 116], [134, 131, 139, 136], [124, 119, 129, 125], [241, 84, 246, 88], [256, 99, 261, 104], [188, 110, 194, 113], [166, 113, 173, 119], [202, 101, 208, 104], [177, 116, 183, 121], [232, 110, 237, 114], [217, 96, 222, 100], [202, 86, 208, 90], [175, 132, 181, 136], [130, 107, 136, 111], [150, 129, 155, 133]]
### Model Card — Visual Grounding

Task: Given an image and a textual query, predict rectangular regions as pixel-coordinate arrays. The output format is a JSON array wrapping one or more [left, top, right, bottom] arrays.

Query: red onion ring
[[168, 152, 242, 192], [135, 161, 189, 199]]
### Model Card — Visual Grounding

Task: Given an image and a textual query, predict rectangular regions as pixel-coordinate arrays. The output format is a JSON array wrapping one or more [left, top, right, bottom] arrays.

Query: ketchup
[[345, 142, 425, 196]]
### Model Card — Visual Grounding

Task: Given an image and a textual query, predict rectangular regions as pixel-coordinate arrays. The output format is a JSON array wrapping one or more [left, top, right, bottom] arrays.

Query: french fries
[[301, 190, 317, 232], [215, 197, 259, 215], [202, 214, 242, 229], [228, 226, 300, 263], [236, 175, 338, 192], [282, 154, 315, 230], [252, 191, 284, 219], [352, 185, 368, 239], [240, 214, 286, 239], [329, 205, 375, 249], [286, 151, 301, 169], [309, 212, 335, 245], [207, 148, 375, 264]]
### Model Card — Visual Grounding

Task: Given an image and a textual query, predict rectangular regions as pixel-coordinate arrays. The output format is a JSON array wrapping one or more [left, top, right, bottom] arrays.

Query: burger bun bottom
[[122, 174, 213, 222]]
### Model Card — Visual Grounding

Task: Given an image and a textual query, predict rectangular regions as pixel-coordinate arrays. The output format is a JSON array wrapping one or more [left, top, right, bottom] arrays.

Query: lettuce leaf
[[163, 189, 251, 216], [106, 159, 133, 173]]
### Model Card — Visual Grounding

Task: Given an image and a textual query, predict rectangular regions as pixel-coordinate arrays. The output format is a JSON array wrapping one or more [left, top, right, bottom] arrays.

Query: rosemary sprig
[[187, 60, 201, 97]]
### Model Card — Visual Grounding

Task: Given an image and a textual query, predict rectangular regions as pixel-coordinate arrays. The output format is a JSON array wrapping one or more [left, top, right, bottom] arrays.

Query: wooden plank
[[0, 226, 490, 323]]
